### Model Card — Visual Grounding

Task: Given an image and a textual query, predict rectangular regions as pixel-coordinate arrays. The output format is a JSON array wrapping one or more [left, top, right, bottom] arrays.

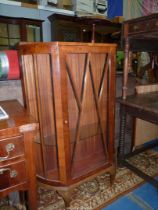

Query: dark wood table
[[118, 13, 158, 188], [118, 91, 158, 188]]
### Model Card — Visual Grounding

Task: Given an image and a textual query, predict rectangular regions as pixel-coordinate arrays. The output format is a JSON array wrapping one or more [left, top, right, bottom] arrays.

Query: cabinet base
[[38, 165, 116, 207]]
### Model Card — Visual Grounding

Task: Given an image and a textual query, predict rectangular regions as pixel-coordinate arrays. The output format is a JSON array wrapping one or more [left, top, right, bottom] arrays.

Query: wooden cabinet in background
[[19, 42, 117, 205], [48, 14, 121, 44], [0, 16, 43, 50], [0, 100, 38, 210]]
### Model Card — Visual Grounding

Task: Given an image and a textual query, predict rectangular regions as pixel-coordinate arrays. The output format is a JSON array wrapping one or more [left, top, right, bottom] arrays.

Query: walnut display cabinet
[[19, 42, 116, 204]]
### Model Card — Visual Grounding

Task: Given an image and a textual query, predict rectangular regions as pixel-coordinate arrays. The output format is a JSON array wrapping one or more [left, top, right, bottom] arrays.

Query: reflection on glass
[[0, 38, 9, 45], [8, 24, 20, 38], [10, 38, 20, 46], [62, 30, 77, 41], [0, 23, 8, 37], [26, 25, 41, 42]]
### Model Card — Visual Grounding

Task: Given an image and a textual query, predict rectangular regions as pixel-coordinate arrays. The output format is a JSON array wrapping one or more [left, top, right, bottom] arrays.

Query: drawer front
[[0, 161, 27, 190], [0, 136, 24, 162], [128, 19, 158, 34], [149, 19, 158, 29], [128, 21, 147, 34]]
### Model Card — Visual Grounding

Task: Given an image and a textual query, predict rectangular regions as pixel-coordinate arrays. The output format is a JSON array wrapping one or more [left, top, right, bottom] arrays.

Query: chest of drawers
[[0, 100, 38, 209]]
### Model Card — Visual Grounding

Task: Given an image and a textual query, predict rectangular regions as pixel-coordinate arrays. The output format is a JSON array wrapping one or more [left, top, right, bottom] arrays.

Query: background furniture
[[0, 16, 43, 50], [118, 13, 158, 188], [122, 13, 158, 99], [19, 42, 117, 205], [48, 14, 121, 44], [134, 84, 158, 147], [0, 100, 38, 209]]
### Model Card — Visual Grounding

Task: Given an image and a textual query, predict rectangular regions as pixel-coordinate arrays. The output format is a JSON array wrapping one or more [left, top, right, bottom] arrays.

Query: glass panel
[[82, 28, 91, 42], [26, 25, 41, 42], [0, 38, 8, 45], [62, 30, 77, 41], [66, 53, 109, 178], [0, 23, 8, 37], [8, 24, 20, 38], [34, 54, 59, 181], [10, 38, 20, 47]]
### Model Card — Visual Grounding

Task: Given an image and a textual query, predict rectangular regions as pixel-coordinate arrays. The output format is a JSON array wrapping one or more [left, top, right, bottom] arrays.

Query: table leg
[[118, 106, 127, 163], [122, 38, 130, 100]]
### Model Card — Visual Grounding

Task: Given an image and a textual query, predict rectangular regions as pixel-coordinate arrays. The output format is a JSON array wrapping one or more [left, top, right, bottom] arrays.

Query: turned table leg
[[118, 105, 127, 165]]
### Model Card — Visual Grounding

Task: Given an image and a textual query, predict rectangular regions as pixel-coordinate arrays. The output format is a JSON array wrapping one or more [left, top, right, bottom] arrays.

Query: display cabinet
[[19, 42, 117, 204], [48, 14, 121, 44], [0, 16, 43, 50]]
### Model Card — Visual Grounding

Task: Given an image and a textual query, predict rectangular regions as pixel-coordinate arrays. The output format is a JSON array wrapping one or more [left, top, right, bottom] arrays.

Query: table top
[[0, 100, 37, 132], [124, 13, 158, 38], [117, 91, 158, 115], [123, 13, 158, 51]]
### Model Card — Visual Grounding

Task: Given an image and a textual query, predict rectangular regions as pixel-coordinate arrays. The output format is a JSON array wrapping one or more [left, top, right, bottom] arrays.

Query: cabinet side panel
[[21, 55, 38, 120], [34, 54, 59, 181], [21, 53, 59, 181], [21, 55, 44, 177]]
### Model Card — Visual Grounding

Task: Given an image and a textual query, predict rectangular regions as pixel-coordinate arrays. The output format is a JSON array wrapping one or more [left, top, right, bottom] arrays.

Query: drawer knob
[[0, 143, 15, 161], [0, 168, 18, 178], [64, 120, 68, 124]]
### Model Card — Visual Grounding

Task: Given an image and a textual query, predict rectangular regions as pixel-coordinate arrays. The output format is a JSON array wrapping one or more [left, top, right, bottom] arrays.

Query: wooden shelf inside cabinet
[[0, 100, 38, 210], [19, 42, 117, 206]]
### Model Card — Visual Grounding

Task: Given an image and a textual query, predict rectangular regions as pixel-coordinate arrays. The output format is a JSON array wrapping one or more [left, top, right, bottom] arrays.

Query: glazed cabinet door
[[58, 45, 116, 181]]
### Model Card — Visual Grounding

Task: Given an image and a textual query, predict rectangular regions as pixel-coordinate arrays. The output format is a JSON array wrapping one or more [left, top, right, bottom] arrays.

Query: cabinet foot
[[57, 189, 74, 207], [109, 168, 116, 185]]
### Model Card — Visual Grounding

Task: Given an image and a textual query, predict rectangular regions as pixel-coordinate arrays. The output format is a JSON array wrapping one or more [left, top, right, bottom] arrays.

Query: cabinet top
[[19, 41, 117, 54], [48, 14, 121, 28], [0, 100, 37, 134]]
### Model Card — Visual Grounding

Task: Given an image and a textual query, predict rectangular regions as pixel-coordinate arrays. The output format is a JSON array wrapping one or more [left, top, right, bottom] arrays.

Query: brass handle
[[0, 168, 17, 178], [133, 25, 139, 30], [0, 143, 15, 161], [10, 170, 18, 178]]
